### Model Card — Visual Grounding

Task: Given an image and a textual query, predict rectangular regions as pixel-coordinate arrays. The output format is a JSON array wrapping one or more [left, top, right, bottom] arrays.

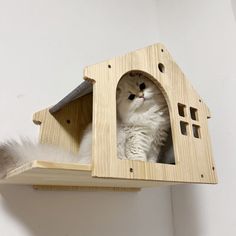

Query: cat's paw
[[127, 154, 147, 162], [118, 155, 128, 160]]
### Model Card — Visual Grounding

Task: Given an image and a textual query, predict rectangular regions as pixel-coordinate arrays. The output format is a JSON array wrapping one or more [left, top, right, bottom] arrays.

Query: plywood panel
[[0, 161, 177, 188], [84, 43, 217, 184], [33, 93, 92, 154]]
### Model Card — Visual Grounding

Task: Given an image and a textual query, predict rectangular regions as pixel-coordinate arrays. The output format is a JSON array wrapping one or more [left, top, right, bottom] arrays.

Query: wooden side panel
[[33, 93, 92, 154], [84, 43, 217, 184]]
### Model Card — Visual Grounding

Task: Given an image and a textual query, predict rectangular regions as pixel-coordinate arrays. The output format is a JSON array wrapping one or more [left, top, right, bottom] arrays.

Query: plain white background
[[0, 1, 174, 236], [0, 0, 236, 236]]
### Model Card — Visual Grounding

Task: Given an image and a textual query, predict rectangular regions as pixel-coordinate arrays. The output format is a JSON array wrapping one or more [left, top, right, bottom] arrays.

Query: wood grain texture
[[84, 43, 217, 184], [33, 185, 140, 192], [33, 93, 92, 154], [0, 43, 217, 189], [0, 161, 174, 188]]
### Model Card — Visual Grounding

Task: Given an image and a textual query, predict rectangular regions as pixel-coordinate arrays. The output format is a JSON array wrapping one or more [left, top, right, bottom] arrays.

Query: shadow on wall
[[0, 185, 173, 236], [231, 0, 236, 21], [171, 185, 207, 236]]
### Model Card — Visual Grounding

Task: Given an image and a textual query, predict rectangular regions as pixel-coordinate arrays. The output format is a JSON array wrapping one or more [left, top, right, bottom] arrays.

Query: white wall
[[156, 0, 236, 235], [2, 1, 234, 235], [0, 1, 174, 236]]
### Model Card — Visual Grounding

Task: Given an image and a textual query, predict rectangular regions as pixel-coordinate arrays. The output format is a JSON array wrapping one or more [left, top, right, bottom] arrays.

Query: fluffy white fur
[[116, 72, 170, 162], [0, 140, 79, 178], [0, 72, 171, 178]]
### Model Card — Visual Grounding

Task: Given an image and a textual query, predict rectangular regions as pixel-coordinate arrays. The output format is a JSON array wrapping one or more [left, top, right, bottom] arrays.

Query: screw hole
[[161, 49, 164, 52], [212, 167, 215, 171], [158, 63, 165, 73], [129, 168, 133, 173], [201, 174, 204, 178], [108, 64, 111, 68], [199, 99, 202, 102], [66, 120, 71, 124]]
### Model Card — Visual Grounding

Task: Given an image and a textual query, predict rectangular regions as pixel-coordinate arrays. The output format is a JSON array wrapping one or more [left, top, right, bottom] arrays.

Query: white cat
[[116, 72, 170, 163], [0, 72, 171, 178]]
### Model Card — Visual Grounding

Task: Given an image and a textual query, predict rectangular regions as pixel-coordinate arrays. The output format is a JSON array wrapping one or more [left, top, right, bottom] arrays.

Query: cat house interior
[[46, 70, 175, 165]]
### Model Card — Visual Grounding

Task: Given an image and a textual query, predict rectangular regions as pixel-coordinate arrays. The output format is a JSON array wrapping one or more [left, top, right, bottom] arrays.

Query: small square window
[[192, 124, 201, 138], [178, 103, 186, 117], [180, 121, 189, 136], [190, 107, 198, 121]]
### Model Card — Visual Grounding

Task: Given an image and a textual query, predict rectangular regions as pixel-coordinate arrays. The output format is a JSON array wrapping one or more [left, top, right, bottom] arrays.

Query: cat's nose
[[138, 92, 144, 98]]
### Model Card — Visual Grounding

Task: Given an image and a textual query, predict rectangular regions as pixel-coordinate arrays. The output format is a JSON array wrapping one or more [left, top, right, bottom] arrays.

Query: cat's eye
[[128, 94, 135, 100], [139, 83, 146, 90]]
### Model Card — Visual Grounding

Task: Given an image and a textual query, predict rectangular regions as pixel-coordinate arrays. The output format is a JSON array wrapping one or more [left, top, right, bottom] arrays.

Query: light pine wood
[[33, 185, 140, 192], [0, 43, 217, 189], [84, 43, 217, 184], [33, 93, 92, 154], [0, 161, 174, 188]]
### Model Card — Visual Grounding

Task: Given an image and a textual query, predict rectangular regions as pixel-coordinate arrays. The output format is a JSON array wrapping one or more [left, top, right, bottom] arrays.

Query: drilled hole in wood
[[130, 168, 133, 173], [178, 103, 186, 117], [192, 124, 201, 138], [212, 167, 215, 171], [161, 49, 164, 52], [158, 63, 165, 73], [199, 99, 202, 102], [201, 174, 204, 178], [66, 120, 71, 124], [180, 121, 188, 136], [190, 107, 198, 121], [108, 64, 111, 68]]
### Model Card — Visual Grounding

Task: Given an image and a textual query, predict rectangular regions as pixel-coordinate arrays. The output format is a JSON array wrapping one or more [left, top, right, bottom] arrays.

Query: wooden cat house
[[1, 43, 217, 190]]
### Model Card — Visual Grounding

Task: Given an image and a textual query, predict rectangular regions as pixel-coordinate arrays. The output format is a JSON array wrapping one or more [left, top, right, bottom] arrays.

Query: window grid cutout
[[178, 103, 186, 117], [180, 121, 189, 136], [178, 103, 201, 139]]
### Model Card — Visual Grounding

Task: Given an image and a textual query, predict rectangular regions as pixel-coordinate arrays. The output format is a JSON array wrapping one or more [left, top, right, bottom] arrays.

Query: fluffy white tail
[[0, 140, 79, 179]]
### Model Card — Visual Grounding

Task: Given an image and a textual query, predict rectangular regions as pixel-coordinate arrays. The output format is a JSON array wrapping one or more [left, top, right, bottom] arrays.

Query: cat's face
[[117, 72, 162, 122]]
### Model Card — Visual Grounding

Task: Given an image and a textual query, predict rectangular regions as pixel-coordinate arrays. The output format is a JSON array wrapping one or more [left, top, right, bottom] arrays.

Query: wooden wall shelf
[[0, 43, 217, 190]]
